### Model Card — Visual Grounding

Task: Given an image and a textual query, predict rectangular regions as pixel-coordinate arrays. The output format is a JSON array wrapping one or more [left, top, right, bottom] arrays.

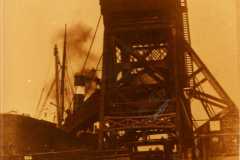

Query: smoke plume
[[54, 22, 98, 74], [38, 22, 101, 118]]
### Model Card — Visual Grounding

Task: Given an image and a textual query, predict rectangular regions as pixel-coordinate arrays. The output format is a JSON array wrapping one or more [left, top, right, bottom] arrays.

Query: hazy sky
[[1, 0, 239, 116]]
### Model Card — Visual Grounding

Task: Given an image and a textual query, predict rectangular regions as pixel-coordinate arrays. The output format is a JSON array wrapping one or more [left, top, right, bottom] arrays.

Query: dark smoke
[[56, 23, 90, 57], [54, 22, 98, 74]]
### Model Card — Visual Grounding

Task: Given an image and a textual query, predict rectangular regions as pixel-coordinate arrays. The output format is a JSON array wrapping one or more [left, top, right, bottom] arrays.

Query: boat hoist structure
[[62, 0, 239, 160]]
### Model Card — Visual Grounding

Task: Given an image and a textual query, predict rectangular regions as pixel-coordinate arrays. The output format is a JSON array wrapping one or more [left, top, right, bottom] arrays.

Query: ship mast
[[60, 25, 67, 127], [54, 45, 61, 127]]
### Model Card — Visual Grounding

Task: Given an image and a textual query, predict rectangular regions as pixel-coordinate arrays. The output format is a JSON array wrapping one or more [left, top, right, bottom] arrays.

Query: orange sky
[[1, 0, 239, 116]]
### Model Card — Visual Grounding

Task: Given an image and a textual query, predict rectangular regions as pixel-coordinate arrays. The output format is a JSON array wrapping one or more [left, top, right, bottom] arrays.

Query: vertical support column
[[170, 26, 183, 158], [98, 28, 115, 150], [171, 18, 194, 160]]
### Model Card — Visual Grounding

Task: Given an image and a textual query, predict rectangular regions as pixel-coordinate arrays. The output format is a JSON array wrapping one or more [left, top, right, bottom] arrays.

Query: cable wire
[[81, 15, 102, 73]]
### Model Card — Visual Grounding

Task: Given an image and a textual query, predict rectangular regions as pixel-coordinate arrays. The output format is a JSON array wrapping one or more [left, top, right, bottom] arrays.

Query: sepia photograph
[[0, 0, 239, 160]]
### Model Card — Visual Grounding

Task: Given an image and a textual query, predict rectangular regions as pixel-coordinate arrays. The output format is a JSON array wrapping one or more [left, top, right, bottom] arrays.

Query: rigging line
[[64, 68, 74, 96], [63, 70, 74, 112], [38, 66, 62, 118], [38, 46, 64, 119], [62, 50, 75, 95], [81, 15, 102, 73], [37, 78, 56, 118], [87, 53, 103, 84], [96, 53, 103, 70], [67, 75, 74, 95], [34, 87, 45, 117], [66, 54, 75, 81], [62, 67, 74, 97], [66, 67, 75, 95], [34, 53, 53, 117], [66, 57, 76, 97], [64, 75, 74, 103]]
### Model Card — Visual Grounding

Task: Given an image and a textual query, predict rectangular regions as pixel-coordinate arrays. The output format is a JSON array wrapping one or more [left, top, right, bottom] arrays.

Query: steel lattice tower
[[99, 0, 194, 158]]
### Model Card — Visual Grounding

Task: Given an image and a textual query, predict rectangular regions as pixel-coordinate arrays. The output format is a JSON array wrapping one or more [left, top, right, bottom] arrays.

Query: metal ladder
[[179, 0, 194, 88]]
